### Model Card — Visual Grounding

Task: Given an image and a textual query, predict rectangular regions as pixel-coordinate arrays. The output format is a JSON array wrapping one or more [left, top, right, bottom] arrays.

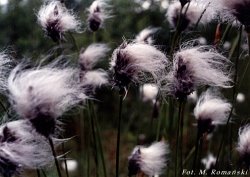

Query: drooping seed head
[[87, 0, 112, 32], [0, 120, 53, 176], [7, 64, 88, 137], [166, 44, 232, 100], [194, 89, 231, 135], [37, 1, 81, 42], [134, 27, 160, 45], [110, 41, 168, 90], [79, 43, 110, 71]]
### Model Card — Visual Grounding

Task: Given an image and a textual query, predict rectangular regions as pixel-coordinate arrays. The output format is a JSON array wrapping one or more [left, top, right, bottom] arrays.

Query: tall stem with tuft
[[115, 92, 123, 177]]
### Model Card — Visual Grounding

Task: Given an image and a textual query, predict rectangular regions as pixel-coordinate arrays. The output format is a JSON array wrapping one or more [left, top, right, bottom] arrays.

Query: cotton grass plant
[[1, 0, 250, 177]]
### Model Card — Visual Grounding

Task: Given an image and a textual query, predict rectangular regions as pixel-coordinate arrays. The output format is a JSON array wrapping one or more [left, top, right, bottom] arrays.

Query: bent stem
[[115, 93, 123, 177], [48, 137, 62, 177]]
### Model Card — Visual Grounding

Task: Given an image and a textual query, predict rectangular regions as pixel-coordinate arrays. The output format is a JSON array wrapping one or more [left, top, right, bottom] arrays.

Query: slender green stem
[[93, 32, 97, 43], [196, 136, 204, 177], [247, 32, 250, 56], [115, 94, 123, 177], [41, 170, 47, 177], [182, 146, 195, 167], [0, 99, 10, 118], [36, 169, 41, 177], [68, 32, 79, 52], [179, 101, 185, 173], [48, 137, 62, 177], [215, 25, 243, 167], [90, 101, 108, 177], [221, 24, 232, 43], [62, 143, 69, 177], [88, 102, 99, 176], [175, 101, 183, 177], [193, 129, 201, 175], [194, 2, 210, 29]]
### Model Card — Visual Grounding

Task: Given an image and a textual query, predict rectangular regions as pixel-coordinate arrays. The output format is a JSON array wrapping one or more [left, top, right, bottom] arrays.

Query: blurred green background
[[1, 0, 250, 177]]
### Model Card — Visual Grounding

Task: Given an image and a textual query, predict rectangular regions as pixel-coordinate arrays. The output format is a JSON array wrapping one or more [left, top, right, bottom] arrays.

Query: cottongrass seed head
[[128, 141, 169, 176], [140, 83, 159, 103], [81, 69, 109, 94], [201, 153, 216, 170], [166, 0, 214, 31], [237, 124, 250, 166], [166, 44, 232, 100], [209, 0, 250, 31], [37, 0, 81, 42], [0, 120, 53, 176], [79, 43, 110, 71], [135, 27, 160, 45], [7, 64, 88, 137], [194, 89, 231, 135], [110, 41, 168, 91], [87, 0, 112, 31]]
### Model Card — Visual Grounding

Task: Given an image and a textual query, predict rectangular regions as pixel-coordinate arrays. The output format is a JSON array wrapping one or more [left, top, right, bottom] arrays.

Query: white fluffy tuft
[[79, 43, 110, 70], [135, 27, 160, 44], [87, 0, 112, 28], [110, 41, 168, 88], [194, 89, 231, 125], [37, 1, 81, 36], [201, 153, 216, 170], [140, 83, 158, 102], [82, 70, 109, 88], [137, 142, 169, 176], [0, 120, 53, 171], [237, 124, 250, 155], [165, 44, 232, 98], [7, 64, 87, 120]]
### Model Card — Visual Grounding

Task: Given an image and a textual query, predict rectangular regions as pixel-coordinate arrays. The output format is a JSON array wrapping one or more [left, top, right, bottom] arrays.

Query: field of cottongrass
[[1, 0, 250, 177]]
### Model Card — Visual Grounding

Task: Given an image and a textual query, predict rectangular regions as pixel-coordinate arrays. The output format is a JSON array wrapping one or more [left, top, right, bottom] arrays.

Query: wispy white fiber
[[87, 0, 112, 31], [7, 64, 87, 124], [82, 70, 109, 88], [110, 41, 168, 89], [140, 83, 158, 102], [0, 120, 53, 175], [201, 153, 216, 170], [165, 44, 232, 99], [128, 141, 169, 176], [194, 89, 231, 125], [79, 43, 110, 70], [135, 27, 160, 44], [237, 124, 250, 156], [37, 1, 81, 41]]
